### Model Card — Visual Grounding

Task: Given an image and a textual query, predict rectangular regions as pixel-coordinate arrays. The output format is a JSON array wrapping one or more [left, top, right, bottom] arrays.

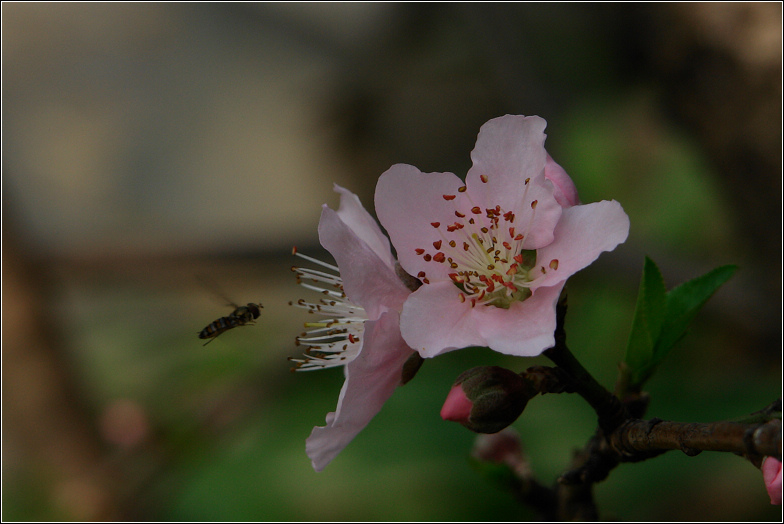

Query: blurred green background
[[2, 3, 781, 521]]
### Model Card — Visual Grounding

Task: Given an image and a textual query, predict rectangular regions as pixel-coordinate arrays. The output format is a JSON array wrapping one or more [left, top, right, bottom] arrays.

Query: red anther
[[455, 211, 465, 218], [480, 175, 488, 183], [443, 194, 456, 201], [463, 242, 470, 251], [423, 278, 430, 284], [348, 334, 357, 344], [514, 234, 524, 241], [531, 200, 538, 209], [417, 271, 426, 278], [447, 225, 457, 232], [492, 274, 504, 283], [424, 254, 432, 261], [433, 252, 446, 263], [502, 241, 512, 250], [449, 273, 464, 283], [292, 246, 298, 255], [433, 240, 442, 250], [431, 222, 441, 228], [458, 293, 466, 303], [415, 248, 425, 255], [506, 263, 518, 275], [471, 298, 477, 307], [549, 259, 559, 270], [471, 206, 482, 214]]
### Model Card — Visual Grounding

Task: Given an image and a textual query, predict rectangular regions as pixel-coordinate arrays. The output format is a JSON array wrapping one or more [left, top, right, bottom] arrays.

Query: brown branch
[[611, 417, 782, 460], [519, 295, 781, 521]]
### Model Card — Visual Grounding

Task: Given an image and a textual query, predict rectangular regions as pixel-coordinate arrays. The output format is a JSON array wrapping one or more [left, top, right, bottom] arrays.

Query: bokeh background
[[2, 3, 781, 521]]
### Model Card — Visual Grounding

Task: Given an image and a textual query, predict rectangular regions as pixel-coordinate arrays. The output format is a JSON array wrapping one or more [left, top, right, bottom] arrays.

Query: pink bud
[[472, 428, 526, 469], [440, 384, 473, 422], [762, 456, 782, 505]]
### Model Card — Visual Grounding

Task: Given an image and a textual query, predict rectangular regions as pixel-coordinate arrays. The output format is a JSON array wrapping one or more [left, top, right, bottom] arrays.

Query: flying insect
[[198, 302, 263, 345]]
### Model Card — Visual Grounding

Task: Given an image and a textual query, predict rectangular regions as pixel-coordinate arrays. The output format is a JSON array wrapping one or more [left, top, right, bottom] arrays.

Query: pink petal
[[440, 384, 473, 422], [400, 281, 562, 358], [465, 115, 547, 212], [473, 283, 563, 356], [530, 200, 630, 292], [465, 115, 563, 249], [545, 154, 579, 207], [375, 163, 468, 281], [762, 456, 783, 505], [399, 282, 487, 357], [332, 184, 396, 270], [318, 205, 410, 318], [305, 311, 414, 472]]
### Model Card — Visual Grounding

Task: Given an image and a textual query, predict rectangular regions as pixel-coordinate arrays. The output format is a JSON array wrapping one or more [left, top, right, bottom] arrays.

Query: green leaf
[[624, 257, 667, 384], [654, 264, 738, 361], [624, 259, 737, 388]]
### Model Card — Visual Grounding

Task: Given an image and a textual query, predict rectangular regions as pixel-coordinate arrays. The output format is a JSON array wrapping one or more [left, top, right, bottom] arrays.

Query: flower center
[[289, 248, 368, 371], [414, 176, 558, 309]]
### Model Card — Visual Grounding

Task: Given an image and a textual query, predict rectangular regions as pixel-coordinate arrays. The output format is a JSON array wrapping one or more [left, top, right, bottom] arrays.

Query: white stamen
[[289, 250, 368, 371]]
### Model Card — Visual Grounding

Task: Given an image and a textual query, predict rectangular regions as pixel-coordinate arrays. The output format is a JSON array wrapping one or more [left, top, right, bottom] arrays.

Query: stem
[[543, 296, 627, 433]]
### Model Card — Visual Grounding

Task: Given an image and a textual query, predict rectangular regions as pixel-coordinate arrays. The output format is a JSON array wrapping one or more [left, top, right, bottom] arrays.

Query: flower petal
[[545, 154, 579, 208], [530, 200, 630, 292], [474, 283, 563, 356], [400, 282, 486, 357], [400, 281, 562, 358], [440, 384, 473, 423], [375, 163, 467, 281], [332, 184, 396, 270], [465, 115, 562, 249], [318, 205, 410, 319], [306, 311, 414, 472]]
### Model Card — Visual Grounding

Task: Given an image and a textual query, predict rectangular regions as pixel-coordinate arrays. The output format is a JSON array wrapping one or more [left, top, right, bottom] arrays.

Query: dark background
[[3, 3, 781, 521]]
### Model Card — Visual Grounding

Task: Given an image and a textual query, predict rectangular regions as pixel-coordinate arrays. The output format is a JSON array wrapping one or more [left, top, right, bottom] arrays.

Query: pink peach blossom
[[762, 456, 782, 505], [375, 115, 629, 358], [291, 185, 414, 471]]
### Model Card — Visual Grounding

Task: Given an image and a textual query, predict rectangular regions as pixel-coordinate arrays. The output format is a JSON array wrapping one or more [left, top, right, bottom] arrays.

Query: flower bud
[[762, 456, 782, 505], [471, 428, 529, 476], [441, 366, 536, 434]]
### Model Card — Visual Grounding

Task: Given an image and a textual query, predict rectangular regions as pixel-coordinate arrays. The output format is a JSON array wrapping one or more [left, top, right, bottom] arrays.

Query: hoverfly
[[198, 302, 263, 345]]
